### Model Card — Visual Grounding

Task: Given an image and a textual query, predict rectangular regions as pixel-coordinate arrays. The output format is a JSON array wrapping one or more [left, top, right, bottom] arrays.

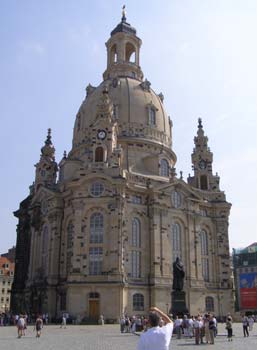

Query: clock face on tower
[[97, 130, 106, 140], [199, 160, 207, 169]]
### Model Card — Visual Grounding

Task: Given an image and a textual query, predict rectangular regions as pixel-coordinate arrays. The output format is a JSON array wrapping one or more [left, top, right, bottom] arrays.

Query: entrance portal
[[88, 292, 100, 321]]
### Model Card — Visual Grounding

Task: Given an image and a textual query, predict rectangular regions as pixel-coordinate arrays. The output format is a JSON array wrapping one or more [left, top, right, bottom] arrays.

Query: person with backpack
[[34, 315, 43, 338]]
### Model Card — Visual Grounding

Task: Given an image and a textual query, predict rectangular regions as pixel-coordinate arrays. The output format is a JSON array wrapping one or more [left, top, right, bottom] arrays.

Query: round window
[[90, 182, 104, 197]]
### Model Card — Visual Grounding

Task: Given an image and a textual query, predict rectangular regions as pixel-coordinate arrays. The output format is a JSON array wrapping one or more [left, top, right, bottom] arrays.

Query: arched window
[[131, 251, 141, 278], [110, 44, 117, 63], [133, 293, 144, 311], [66, 221, 74, 274], [205, 296, 214, 312], [95, 147, 104, 162], [149, 108, 156, 126], [200, 175, 208, 190], [41, 226, 49, 275], [160, 159, 169, 176], [200, 230, 208, 255], [132, 218, 141, 247], [172, 223, 182, 260], [200, 229, 209, 281], [90, 213, 104, 243], [125, 42, 136, 62]]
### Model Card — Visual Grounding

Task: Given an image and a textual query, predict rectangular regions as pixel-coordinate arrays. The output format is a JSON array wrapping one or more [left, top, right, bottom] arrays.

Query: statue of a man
[[172, 257, 185, 291]]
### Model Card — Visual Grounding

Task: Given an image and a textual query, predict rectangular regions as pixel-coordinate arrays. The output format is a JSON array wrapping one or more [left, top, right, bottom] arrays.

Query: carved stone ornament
[[86, 84, 96, 97], [158, 92, 164, 102], [140, 78, 151, 91]]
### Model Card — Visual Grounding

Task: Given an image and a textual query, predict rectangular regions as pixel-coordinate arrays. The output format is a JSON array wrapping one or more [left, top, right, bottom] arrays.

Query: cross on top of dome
[[122, 5, 126, 22], [111, 5, 137, 37]]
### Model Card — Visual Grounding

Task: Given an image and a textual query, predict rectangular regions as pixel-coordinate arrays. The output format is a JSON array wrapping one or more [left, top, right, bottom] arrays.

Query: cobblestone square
[[0, 323, 257, 350]]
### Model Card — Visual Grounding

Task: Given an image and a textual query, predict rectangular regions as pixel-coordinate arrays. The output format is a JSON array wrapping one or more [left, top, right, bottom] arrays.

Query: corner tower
[[188, 118, 220, 191], [34, 129, 58, 192]]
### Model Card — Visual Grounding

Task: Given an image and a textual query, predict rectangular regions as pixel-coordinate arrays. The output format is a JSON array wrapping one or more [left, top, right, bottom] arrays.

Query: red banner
[[240, 288, 257, 309]]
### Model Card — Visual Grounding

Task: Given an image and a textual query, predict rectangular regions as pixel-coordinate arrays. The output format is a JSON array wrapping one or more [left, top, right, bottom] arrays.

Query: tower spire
[[35, 128, 57, 191], [45, 128, 52, 145], [198, 117, 203, 130], [187, 119, 220, 192]]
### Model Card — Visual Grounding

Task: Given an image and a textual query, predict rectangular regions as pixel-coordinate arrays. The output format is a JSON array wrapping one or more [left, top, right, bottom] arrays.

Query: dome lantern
[[103, 6, 143, 81]]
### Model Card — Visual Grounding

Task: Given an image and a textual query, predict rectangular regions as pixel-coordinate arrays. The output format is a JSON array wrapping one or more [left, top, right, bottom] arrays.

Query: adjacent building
[[0, 256, 14, 313], [233, 243, 257, 312], [11, 12, 234, 321], [1, 246, 16, 264]]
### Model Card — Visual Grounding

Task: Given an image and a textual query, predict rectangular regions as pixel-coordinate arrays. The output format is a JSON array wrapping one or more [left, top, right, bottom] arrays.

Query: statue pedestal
[[171, 291, 188, 316]]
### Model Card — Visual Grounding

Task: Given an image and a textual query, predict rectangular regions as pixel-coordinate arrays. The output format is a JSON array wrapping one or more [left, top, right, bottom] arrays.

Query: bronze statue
[[172, 257, 185, 291]]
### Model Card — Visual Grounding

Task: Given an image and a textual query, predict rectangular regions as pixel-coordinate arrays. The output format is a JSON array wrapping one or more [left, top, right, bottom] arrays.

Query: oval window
[[90, 182, 104, 197]]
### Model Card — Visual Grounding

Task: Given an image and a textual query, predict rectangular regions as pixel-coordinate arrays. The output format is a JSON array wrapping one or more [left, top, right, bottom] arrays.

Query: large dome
[[70, 15, 177, 173], [72, 77, 172, 150]]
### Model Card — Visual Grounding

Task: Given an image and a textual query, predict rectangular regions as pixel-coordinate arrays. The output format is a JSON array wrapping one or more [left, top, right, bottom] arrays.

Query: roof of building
[[233, 242, 257, 254], [0, 256, 15, 276]]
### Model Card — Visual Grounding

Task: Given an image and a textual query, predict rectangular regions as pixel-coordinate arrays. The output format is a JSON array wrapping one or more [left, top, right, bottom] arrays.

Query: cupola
[[103, 6, 143, 81]]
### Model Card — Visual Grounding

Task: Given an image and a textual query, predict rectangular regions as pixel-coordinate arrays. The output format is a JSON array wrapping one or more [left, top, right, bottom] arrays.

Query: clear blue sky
[[1, 0, 257, 254]]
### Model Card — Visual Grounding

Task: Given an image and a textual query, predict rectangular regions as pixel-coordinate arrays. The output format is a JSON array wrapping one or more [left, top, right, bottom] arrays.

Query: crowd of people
[[0, 312, 50, 326], [120, 311, 257, 347], [173, 313, 221, 345], [1, 308, 257, 347]]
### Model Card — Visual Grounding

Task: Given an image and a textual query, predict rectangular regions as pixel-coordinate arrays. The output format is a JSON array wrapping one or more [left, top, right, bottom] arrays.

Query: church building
[[11, 12, 234, 321]]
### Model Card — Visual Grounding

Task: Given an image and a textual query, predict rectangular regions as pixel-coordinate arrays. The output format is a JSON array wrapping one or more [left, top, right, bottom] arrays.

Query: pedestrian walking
[[242, 314, 249, 337], [98, 314, 104, 325], [34, 315, 43, 338], [225, 316, 233, 341], [248, 315, 254, 331], [137, 306, 173, 350], [188, 315, 194, 338], [60, 314, 67, 328], [17, 315, 25, 338], [174, 315, 182, 339], [120, 316, 125, 333], [182, 315, 189, 337]]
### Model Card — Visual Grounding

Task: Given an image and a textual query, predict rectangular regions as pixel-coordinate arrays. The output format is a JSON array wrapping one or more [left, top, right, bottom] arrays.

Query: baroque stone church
[[11, 12, 234, 321]]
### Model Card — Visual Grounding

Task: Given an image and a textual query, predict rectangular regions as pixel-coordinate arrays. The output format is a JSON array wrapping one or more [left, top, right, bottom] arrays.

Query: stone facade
[[0, 257, 14, 313], [11, 13, 234, 321]]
